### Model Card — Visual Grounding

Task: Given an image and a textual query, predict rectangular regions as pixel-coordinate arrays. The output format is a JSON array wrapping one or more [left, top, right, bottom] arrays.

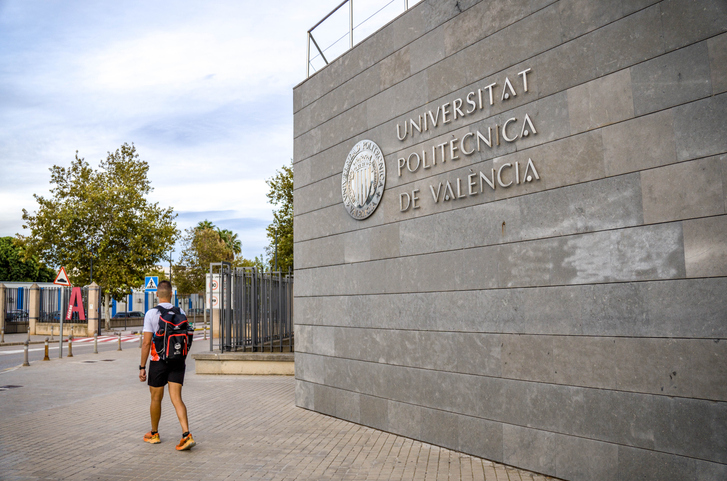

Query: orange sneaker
[[176, 433, 196, 451], [143, 431, 160, 444]]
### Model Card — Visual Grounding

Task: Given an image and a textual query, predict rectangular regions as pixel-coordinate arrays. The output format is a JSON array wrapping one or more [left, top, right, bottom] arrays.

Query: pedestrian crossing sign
[[145, 276, 158, 292]]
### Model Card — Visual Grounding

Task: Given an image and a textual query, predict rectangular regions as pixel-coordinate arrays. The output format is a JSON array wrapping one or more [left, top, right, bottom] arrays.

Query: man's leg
[[149, 386, 164, 432], [168, 382, 189, 433]]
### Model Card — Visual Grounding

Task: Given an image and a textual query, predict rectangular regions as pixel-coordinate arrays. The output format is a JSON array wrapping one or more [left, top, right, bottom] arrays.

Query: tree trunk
[[104, 292, 111, 331]]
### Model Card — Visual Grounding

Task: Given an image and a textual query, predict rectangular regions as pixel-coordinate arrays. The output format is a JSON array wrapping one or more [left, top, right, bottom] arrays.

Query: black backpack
[[153, 305, 194, 362]]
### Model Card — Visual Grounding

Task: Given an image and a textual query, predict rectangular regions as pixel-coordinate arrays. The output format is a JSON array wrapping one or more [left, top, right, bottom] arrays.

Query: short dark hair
[[157, 280, 173, 299]]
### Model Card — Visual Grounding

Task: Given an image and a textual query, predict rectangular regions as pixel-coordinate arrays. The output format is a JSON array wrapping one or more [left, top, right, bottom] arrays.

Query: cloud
[[0, 0, 416, 261]]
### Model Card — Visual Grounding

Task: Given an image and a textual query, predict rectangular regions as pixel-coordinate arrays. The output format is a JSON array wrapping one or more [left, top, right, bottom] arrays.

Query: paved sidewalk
[[0, 342, 558, 481]]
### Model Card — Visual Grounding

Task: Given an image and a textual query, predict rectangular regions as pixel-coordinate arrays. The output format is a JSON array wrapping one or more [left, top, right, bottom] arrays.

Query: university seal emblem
[[341, 140, 386, 220]]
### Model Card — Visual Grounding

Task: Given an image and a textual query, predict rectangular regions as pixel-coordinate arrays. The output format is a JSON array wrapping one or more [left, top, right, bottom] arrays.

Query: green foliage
[[175, 220, 249, 295], [264, 162, 293, 272], [233, 256, 256, 269], [217, 228, 242, 256], [0, 237, 55, 282], [196, 219, 215, 231], [21, 143, 178, 299], [145, 266, 168, 282], [175, 227, 233, 295]]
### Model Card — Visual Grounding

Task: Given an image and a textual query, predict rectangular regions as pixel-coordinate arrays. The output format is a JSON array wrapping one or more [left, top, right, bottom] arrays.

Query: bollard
[[67, 336, 73, 357], [1, 328, 4, 343], [50, 326, 54, 341], [117, 332, 122, 351], [43, 338, 50, 361], [203, 322, 207, 341], [93, 333, 98, 354], [139, 332, 143, 348], [27, 325, 31, 342], [22, 341, 30, 366]]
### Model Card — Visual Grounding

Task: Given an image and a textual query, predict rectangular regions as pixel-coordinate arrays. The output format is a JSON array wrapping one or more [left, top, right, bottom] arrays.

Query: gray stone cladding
[[292, 1, 727, 480]]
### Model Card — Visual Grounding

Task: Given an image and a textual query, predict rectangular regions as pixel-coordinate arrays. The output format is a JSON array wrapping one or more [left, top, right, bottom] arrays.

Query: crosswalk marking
[[1, 335, 207, 356], [73, 335, 137, 343], [72, 335, 205, 343]]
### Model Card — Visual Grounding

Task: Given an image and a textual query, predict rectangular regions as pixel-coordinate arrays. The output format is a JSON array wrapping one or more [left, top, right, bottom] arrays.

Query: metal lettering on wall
[[395, 68, 542, 212], [341, 140, 386, 220]]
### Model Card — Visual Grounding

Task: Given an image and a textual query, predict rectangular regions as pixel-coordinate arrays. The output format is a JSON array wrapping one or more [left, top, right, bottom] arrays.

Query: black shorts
[[147, 360, 186, 387]]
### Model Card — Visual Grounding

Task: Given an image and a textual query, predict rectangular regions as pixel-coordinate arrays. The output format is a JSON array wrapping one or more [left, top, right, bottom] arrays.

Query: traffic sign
[[145, 276, 158, 292], [54, 267, 71, 287]]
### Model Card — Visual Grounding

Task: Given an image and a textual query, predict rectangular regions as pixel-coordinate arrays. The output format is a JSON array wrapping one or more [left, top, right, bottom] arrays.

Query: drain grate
[[81, 361, 98, 364], [101, 359, 116, 362]]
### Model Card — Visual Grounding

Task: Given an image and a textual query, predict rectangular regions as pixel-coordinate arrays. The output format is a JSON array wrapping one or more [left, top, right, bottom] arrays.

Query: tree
[[21, 143, 178, 329], [144, 266, 168, 283], [175, 227, 233, 296], [0, 237, 55, 282], [196, 219, 215, 231], [264, 162, 293, 272], [217, 228, 242, 256]]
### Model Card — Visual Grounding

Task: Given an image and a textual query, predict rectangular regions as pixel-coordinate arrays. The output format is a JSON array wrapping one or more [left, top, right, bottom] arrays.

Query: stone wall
[[292, 1, 727, 479]]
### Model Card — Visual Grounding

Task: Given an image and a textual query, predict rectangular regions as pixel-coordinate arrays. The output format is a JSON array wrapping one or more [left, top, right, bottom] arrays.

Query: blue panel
[[144, 276, 158, 292], [112, 299, 117, 316]]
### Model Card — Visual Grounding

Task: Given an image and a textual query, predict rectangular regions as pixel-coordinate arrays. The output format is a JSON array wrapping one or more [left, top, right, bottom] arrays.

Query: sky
[[0, 0, 419, 265]]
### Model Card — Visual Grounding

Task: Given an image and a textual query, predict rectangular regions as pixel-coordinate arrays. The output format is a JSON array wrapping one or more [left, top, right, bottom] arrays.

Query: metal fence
[[39, 287, 63, 323], [306, 0, 421, 77], [180, 295, 205, 322], [38, 287, 99, 324], [212, 262, 294, 353], [4, 287, 29, 333]]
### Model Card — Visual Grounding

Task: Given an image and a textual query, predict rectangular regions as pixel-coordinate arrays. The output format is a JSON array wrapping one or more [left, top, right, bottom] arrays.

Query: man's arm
[[139, 332, 153, 382]]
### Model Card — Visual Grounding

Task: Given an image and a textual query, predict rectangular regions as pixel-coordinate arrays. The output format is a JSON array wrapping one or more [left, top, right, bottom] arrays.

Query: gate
[[39, 287, 64, 323], [4, 287, 29, 333], [212, 262, 294, 353]]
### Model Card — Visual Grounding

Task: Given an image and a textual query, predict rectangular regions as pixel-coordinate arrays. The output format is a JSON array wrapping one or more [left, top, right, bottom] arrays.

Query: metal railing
[[38, 287, 99, 324], [39, 287, 63, 323], [4, 287, 29, 333], [307, 0, 418, 78], [211, 262, 294, 353]]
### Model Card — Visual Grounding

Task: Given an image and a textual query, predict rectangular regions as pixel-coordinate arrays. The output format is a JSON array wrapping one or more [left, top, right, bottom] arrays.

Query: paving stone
[[0, 343, 556, 480]]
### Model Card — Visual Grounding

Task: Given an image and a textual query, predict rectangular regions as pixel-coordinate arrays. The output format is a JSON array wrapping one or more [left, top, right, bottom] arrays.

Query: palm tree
[[217, 229, 242, 256], [196, 219, 215, 231]]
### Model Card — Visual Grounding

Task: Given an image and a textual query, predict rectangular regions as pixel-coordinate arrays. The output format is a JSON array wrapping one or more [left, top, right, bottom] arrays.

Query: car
[[6, 309, 28, 322], [41, 310, 61, 322], [112, 311, 145, 319]]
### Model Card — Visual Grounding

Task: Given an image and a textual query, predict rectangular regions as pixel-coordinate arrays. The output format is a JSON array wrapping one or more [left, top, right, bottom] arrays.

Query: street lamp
[[274, 230, 278, 272]]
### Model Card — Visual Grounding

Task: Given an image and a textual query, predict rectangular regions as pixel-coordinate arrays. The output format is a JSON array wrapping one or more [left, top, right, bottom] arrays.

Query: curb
[[0, 341, 48, 347]]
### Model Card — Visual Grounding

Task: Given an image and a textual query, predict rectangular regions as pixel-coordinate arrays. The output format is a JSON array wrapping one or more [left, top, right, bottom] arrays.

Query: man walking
[[139, 280, 196, 451]]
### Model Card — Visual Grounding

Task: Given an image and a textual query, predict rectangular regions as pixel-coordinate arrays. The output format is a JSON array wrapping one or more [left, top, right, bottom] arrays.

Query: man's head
[[157, 280, 173, 302]]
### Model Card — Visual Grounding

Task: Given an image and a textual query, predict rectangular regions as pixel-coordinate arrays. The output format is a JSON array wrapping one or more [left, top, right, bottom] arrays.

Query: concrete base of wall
[[35, 323, 90, 338], [192, 352, 294, 375]]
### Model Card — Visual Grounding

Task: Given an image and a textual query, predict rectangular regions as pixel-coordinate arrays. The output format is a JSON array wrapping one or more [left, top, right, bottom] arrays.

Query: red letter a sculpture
[[66, 287, 87, 321]]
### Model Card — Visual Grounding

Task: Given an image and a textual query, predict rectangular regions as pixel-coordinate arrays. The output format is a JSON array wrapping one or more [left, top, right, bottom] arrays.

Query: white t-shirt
[[143, 303, 186, 334]]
